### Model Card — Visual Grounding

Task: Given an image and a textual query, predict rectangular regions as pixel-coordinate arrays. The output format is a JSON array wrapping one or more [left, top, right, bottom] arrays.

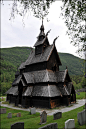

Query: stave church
[[6, 21, 76, 108]]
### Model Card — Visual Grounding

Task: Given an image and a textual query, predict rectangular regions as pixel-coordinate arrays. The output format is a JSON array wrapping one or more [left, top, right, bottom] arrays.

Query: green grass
[[1, 96, 6, 97], [1, 106, 86, 129], [76, 92, 86, 99], [0, 98, 6, 102]]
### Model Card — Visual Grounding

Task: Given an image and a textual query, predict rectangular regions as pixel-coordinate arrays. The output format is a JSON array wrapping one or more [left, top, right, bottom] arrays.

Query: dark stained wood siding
[[35, 45, 43, 55], [50, 97, 61, 108], [32, 97, 50, 108], [47, 48, 59, 71], [22, 96, 31, 108], [25, 62, 47, 72], [20, 68, 25, 75]]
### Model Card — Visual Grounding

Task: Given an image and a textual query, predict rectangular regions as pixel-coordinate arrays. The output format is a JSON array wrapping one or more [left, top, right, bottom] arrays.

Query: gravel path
[[1, 99, 86, 116]]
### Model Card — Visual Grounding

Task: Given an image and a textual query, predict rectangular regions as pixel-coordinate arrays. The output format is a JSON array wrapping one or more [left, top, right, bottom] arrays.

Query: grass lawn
[[76, 92, 86, 100], [0, 98, 6, 102], [1, 96, 6, 97], [1, 106, 86, 129]]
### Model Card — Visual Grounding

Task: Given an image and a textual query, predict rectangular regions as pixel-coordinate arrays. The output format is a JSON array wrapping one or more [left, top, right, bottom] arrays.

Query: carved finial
[[40, 17, 44, 32], [46, 29, 51, 36], [42, 17, 43, 26], [53, 36, 59, 45]]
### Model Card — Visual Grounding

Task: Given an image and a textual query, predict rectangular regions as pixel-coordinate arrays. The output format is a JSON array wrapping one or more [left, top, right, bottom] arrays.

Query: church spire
[[40, 18, 44, 33]]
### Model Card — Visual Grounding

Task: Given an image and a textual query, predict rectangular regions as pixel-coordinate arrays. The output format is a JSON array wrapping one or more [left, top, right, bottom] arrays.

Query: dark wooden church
[[6, 22, 76, 108]]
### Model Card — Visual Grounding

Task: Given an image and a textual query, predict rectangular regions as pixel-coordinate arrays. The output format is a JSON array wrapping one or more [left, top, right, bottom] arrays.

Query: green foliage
[[70, 75, 85, 90], [59, 53, 84, 75], [1, 106, 86, 129], [1, 47, 32, 95], [61, 0, 85, 53], [80, 76, 86, 88], [2, 0, 54, 20]]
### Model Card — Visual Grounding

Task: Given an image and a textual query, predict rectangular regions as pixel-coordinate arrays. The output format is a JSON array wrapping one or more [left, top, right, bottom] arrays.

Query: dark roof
[[5, 86, 18, 95], [22, 83, 73, 97], [12, 75, 22, 86], [5, 87, 13, 94], [23, 73, 34, 84], [18, 45, 54, 70], [12, 69, 69, 86], [23, 70, 57, 84], [57, 82, 73, 96], [18, 62, 26, 70], [34, 23, 45, 47], [55, 70, 67, 82], [23, 70, 68, 84], [22, 86, 33, 96], [18, 43, 62, 70], [21, 79, 26, 86], [25, 45, 54, 65], [32, 85, 61, 97], [34, 36, 46, 47]]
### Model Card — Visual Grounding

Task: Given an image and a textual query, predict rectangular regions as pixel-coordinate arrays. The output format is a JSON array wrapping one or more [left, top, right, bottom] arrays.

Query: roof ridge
[[63, 69, 68, 82], [64, 86, 69, 95], [47, 44, 54, 61], [48, 84, 51, 97]]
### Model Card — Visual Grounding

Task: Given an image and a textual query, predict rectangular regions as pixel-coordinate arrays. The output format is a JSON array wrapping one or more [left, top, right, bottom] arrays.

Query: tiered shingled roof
[[12, 69, 71, 86], [18, 44, 61, 70], [6, 82, 73, 97], [23, 69, 69, 84]]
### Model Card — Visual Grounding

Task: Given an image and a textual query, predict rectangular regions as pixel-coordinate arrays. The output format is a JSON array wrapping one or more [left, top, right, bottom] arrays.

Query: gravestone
[[0, 108, 6, 114], [40, 111, 47, 125], [30, 107, 36, 114], [17, 112, 21, 117], [38, 122, 58, 129], [11, 122, 24, 129], [7, 112, 12, 118], [53, 112, 62, 120], [77, 109, 86, 125], [65, 119, 75, 129]]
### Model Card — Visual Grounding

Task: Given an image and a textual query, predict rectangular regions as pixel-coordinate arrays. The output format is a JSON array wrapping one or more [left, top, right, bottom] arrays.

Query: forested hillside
[[1, 47, 85, 95]]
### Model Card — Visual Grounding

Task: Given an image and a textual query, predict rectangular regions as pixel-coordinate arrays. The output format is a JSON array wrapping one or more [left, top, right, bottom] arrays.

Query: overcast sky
[[1, 1, 83, 59]]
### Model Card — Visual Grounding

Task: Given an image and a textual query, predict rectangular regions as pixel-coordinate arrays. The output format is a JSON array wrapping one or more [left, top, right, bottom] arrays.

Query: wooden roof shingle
[[18, 45, 54, 70], [32, 85, 61, 97], [25, 45, 54, 65], [12, 75, 22, 86], [34, 36, 46, 47], [55, 70, 67, 82], [22, 86, 33, 96], [22, 70, 68, 84], [5, 86, 18, 95]]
